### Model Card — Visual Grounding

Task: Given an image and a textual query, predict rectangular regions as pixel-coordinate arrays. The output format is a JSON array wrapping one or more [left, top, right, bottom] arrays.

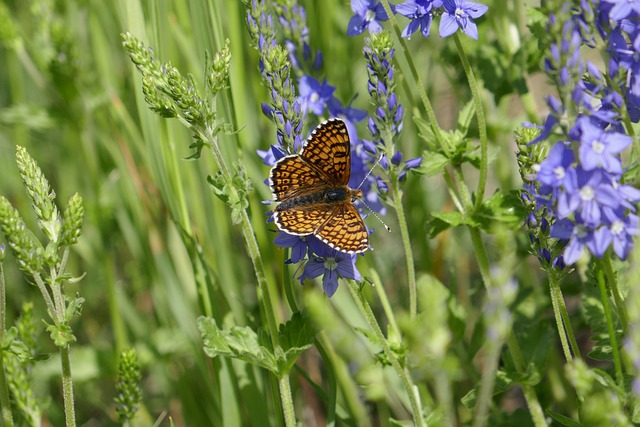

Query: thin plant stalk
[[597, 268, 624, 388], [452, 34, 488, 208], [548, 270, 574, 362], [0, 263, 14, 427], [346, 280, 427, 427]]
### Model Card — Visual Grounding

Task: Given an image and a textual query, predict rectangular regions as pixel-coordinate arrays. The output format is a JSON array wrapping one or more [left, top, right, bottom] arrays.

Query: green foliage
[[199, 310, 317, 375], [0, 1, 638, 426]]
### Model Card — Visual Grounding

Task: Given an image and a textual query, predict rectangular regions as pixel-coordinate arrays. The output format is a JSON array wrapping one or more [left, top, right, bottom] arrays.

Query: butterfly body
[[269, 119, 369, 254]]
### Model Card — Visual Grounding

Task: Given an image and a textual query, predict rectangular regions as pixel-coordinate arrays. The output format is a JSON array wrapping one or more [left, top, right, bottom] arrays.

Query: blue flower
[[536, 141, 574, 189], [550, 217, 610, 264], [557, 167, 621, 226], [297, 75, 335, 116], [298, 241, 363, 297], [575, 116, 631, 173], [396, 0, 442, 38], [347, 0, 393, 36], [274, 232, 309, 264], [439, 0, 488, 40], [602, 0, 640, 21]]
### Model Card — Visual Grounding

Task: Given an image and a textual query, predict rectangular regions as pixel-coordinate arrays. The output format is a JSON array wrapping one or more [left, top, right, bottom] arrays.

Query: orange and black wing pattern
[[316, 203, 369, 253], [300, 118, 351, 186]]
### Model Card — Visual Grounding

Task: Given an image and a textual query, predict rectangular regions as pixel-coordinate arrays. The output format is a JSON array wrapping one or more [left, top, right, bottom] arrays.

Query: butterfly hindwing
[[273, 205, 333, 236], [315, 203, 369, 254]]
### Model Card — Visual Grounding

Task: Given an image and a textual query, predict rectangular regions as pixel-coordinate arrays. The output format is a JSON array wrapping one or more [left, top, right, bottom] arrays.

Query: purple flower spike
[[439, 0, 488, 40]]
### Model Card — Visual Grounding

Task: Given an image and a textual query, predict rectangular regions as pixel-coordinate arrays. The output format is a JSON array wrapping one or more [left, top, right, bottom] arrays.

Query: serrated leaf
[[414, 151, 450, 176], [45, 322, 76, 347], [207, 173, 229, 204], [198, 316, 277, 373], [277, 311, 318, 373]]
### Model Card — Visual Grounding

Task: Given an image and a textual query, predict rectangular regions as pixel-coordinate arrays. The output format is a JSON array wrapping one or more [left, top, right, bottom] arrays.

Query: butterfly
[[269, 118, 369, 254]]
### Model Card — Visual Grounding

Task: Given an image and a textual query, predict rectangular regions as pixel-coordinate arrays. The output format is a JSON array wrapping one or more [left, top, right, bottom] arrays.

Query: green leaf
[[64, 295, 85, 321], [456, 100, 475, 136], [207, 172, 229, 204], [198, 316, 277, 373], [277, 311, 318, 374], [547, 411, 581, 427], [463, 145, 500, 169], [472, 190, 529, 232], [426, 211, 478, 238], [461, 370, 513, 409], [45, 322, 76, 347], [414, 151, 450, 176]]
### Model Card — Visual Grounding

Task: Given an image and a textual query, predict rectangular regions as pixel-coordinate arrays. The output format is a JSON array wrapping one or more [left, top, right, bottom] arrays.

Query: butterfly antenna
[[356, 196, 391, 234], [356, 153, 384, 191], [355, 153, 390, 232]]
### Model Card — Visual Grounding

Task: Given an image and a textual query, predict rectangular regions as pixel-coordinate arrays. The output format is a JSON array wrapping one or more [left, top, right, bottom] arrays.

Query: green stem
[[506, 335, 548, 427], [597, 268, 624, 388], [201, 127, 280, 347], [453, 34, 488, 209], [548, 270, 573, 362], [390, 180, 417, 317], [472, 338, 503, 427], [346, 280, 426, 427], [278, 374, 296, 427], [0, 264, 14, 427], [32, 273, 57, 324], [378, 0, 448, 153], [468, 229, 547, 426], [602, 254, 629, 333], [555, 281, 581, 359], [60, 345, 77, 427], [369, 267, 400, 337]]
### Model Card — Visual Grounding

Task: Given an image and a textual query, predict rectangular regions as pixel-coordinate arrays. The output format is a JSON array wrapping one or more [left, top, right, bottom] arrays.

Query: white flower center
[[455, 7, 466, 19], [553, 166, 565, 180], [310, 92, 320, 103], [324, 257, 338, 271], [365, 9, 376, 21], [611, 220, 624, 236], [580, 185, 595, 201], [591, 139, 605, 154], [575, 225, 588, 239]]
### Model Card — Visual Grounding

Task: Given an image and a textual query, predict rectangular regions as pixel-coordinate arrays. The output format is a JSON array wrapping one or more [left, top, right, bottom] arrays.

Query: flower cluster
[[348, 0, 488, 40], [363, 31, 422, 191], [247, 0, 370, 297], [522, 2, 640, 265]]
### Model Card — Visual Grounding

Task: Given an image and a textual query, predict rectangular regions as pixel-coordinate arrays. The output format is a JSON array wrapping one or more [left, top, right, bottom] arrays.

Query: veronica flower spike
[[439, 0, 488, 40]]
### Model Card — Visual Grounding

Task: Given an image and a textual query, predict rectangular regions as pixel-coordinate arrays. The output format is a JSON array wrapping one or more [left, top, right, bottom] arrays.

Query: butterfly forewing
[[300, 119, 351, 186], [269, 155, 327, 202]]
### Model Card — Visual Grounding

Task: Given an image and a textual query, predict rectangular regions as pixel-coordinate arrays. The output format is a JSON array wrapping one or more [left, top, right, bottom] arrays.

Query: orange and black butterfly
[[269, 118, 369, 254]]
